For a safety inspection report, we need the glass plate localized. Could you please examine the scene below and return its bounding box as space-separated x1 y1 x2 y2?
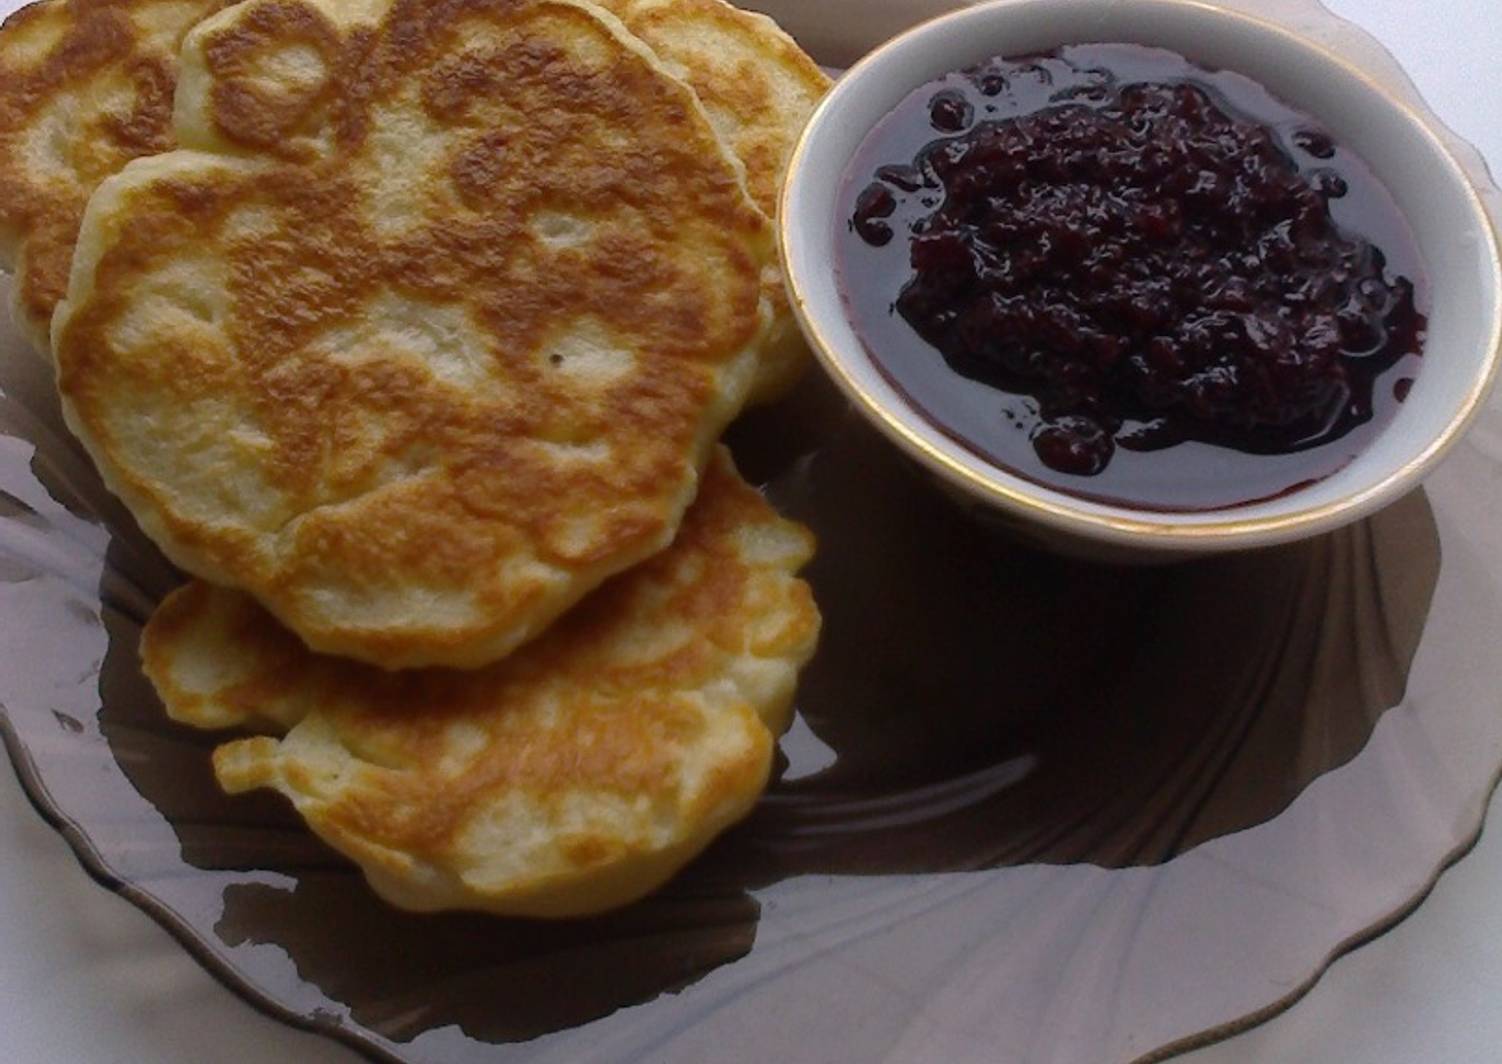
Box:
2 1 1500 1062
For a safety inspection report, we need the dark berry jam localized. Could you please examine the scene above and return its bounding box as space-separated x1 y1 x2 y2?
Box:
837 44 1427 510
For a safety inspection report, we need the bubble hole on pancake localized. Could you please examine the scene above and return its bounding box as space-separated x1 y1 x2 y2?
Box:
0 0 231 355
55 0 778 669
140 450 821 918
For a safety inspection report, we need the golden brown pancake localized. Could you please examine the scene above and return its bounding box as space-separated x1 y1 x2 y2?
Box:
141 450 820 917
596 0 831 400
0 0 230 354
56 0 777 669
0 0 827 399
596 0 828 222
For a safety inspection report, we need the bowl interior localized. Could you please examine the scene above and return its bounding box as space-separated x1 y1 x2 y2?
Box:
783 0 1502 545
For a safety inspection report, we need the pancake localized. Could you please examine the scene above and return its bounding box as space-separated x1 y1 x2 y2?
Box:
56 0 777 669
1 0 826 395
596 0 830 400
0 0 230 354
140 450 820 918
595 0 827 228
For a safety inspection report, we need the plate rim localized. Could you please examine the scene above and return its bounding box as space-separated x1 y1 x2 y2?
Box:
5 679 1500 1064
0 706 398 1064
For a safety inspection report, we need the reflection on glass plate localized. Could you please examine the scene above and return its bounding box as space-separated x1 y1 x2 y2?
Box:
3 1 1502 1062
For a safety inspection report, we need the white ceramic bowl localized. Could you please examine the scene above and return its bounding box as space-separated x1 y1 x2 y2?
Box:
780 0 1502 560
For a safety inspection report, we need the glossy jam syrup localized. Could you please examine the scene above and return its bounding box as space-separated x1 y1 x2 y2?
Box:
837 44 1428 510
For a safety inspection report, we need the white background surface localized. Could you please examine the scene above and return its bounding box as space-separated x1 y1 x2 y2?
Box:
3 1 1501 1061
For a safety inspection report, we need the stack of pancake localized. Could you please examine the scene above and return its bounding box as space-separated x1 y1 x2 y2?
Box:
0 0 827 916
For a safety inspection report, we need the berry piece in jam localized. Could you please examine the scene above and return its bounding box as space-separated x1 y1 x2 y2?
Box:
928 90 974 132
852 183 897 246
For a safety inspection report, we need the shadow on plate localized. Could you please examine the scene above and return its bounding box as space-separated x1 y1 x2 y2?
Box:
70 373 1438 1050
